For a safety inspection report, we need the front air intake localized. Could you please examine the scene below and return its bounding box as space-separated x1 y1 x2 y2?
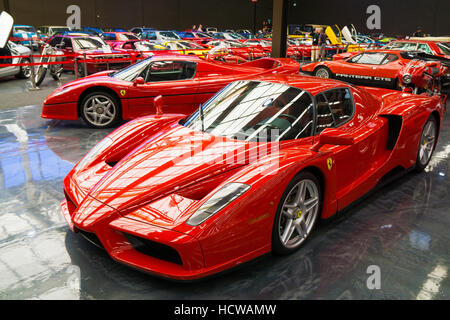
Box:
123 233 183 266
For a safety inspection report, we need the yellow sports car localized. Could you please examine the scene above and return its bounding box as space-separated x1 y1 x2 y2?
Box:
161 40 209 57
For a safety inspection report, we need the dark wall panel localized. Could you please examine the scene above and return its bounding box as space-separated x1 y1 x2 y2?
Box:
286 0 449 36
3 0 450 35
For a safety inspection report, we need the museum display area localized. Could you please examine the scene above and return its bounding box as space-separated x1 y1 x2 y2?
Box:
0 0 448 307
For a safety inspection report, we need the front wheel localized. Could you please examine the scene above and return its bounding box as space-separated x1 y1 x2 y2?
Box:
314 66 331 79
80 91 121 128
415 115 438 172
272 171 321 255
34 57 49 86
16 58 32 79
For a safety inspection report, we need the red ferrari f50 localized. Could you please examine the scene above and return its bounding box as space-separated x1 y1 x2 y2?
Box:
61 74 445 280
42 55 299 128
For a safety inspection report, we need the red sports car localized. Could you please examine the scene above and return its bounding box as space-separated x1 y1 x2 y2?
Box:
300 50 449 90
101 31 140 47
41 55 300 128
46 34 131 76
61 74 445 280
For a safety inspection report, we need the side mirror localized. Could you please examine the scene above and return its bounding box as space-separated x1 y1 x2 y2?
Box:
154 95 163 115
311 128 354 152
133 76 145 86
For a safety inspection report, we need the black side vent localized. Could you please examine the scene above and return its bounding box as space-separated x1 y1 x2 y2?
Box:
123 233 183 266
77 228 105 250
106 161 119 167
380 115 403 150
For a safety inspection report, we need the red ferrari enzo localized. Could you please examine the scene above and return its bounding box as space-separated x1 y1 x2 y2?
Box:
42 55 299 128
61 74 445 280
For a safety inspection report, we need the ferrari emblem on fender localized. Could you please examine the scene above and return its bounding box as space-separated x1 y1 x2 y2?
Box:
120 90 126 97
327 158 333 171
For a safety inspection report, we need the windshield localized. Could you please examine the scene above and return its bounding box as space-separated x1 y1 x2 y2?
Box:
226 40 245 47
178 41 203 49
50 27 70 34
111 58 152 81
14 26 36 33
117 33 139 41
436 43 450 55
73 37 108 50
184 81 314 142
228 33 245 39
158 31 181 40
196 32 210 38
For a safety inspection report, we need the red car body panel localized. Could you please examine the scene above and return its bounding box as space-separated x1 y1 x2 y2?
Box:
61 74 444 280
41 56 300 122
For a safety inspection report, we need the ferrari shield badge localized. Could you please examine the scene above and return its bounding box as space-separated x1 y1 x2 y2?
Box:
120 90 126 97
327 158 333 171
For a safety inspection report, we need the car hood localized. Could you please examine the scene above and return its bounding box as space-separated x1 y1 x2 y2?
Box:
0 11 14 48
72 125 262 227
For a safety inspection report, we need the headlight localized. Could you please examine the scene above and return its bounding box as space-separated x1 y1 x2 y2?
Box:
186 183 251 226
75 137 113 170
403 73 412 84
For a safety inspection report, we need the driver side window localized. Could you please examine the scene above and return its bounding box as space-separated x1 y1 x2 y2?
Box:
315 88 354 134
145 61 197 82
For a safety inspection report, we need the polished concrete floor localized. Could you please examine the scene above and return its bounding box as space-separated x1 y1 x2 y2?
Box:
0 86 449 299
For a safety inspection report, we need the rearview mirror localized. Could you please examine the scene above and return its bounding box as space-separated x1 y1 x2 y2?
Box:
133 76 145 86
311 128 354 152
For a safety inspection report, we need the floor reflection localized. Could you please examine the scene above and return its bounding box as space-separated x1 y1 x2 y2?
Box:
0 103 448 300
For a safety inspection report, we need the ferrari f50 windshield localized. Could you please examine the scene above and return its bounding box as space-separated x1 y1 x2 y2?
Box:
185 81 314 142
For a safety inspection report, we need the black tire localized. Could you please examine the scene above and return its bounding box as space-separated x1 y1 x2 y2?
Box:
16 58 32 79
314 66 331 79
79 91 121 129
272 171 322 255
77 61 87 78
415 115 438 172
34 63 47 86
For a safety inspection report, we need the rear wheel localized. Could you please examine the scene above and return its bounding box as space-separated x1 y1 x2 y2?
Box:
272 171 321 255
314 66 331 79
80 91 121 128
415 115 438 172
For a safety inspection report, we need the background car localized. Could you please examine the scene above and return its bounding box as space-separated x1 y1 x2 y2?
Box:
37 26 71 41
178 31 212 44
129 27 155 37
0 41 32 79
11 24 40 50
101 31 140 46
46 34 131 76
140 30 181 41
382 39 450 59
41 55 300 128
301 49 449 90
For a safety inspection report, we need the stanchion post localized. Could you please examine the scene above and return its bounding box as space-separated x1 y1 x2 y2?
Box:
28 54 40 91
74 58 79 79
83 53 88 76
